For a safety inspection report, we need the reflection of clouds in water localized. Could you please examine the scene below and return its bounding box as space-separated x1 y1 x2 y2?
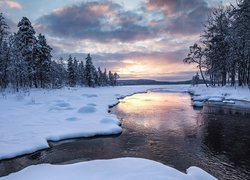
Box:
116 92 199 136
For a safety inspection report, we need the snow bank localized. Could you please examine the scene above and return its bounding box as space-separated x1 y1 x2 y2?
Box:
208 97 224 102
0 85 189 160
189 85 250 102
192 101 204 107
188 85 250 108
0 158 216 180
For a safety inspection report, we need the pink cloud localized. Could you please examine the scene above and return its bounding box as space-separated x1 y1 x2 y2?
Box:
0 0 22 9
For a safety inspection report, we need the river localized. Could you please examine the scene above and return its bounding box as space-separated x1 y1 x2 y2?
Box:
0 92 250 179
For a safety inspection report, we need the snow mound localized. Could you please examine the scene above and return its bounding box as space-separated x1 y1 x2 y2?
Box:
223 100 235 104
0 158 216 180
78 106 96 113
208 97 224 102
187 166 216 180
55 102 71 108
192 96 209 101
192 101 204 107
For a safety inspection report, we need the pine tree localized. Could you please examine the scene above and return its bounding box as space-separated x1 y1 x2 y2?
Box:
73 57 78 85
67 55 76 87
0 13 10 89
84 54 95 87
191 73 200 86
8 34 24 91
230 0 250 86
34 34 52 88
113 72 119 86
78 61 85 86
202 5 231 86
15 17 36 88
51 57 67 88
96 67 102 86
102 68 108 86
108 71 114 86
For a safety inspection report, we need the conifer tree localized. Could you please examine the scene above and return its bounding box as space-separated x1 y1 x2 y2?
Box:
78 61 85 86
67 55 76 87
15 17 36 88
108 71 114 86
84 54 95 87
34 34 52 88
0 13 10 89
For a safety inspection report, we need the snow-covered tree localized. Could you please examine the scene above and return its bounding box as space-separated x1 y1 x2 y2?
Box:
113 72 120 86
102 68 108 86
51 58 67 88
0 13 10 89
108 71 114 86
230 0 250 86
202 5 231 86
34 34 52 88
84 54 96 87
184 43 208 87
191 73 200 86
67 55 76 87
96 67 102 86
15 17 37 88
78 61 85 86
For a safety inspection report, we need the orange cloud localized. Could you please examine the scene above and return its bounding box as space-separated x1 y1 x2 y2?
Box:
0 0 22 9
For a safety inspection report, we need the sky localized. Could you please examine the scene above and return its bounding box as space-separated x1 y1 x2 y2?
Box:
0 0 236 81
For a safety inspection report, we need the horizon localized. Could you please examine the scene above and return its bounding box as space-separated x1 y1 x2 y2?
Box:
1 0 236 81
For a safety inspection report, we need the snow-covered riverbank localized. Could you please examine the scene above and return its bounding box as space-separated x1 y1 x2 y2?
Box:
188 85 250 107
0 158 216 180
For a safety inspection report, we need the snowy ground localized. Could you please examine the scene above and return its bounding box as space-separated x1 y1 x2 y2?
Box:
0 158 216 180
189 85 250 101
188 85 250 107
0 85 189 160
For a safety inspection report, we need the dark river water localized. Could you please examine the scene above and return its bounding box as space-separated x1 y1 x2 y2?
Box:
1 92 250 179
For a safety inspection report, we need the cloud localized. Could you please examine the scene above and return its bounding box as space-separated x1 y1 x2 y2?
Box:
36 0 210 43
34 0 207 80
36 1 154 42
145 0 210 34
0 0 22 9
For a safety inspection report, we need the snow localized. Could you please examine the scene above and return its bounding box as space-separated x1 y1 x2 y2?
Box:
192 101 204 107
208 97 224 102
192 95 210 101
0 85 190 160
223 100 235 104
189 85 250 108
0 84 249 161
189 85 250 102
0 158 216 180
1 84 249 179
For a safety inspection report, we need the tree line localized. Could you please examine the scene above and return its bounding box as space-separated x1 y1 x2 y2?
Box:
184 0 250 87
0 14 119 91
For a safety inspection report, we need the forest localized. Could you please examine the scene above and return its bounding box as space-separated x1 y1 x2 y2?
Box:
0 15 119 91
184 0 250 87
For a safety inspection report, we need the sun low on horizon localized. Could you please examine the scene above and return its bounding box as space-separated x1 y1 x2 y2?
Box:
0 0 236 81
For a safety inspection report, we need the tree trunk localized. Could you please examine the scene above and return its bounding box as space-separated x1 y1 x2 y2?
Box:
199 65 208 87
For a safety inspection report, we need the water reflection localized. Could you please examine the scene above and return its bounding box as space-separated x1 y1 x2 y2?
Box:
202 105 250 168
1 92 250 180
